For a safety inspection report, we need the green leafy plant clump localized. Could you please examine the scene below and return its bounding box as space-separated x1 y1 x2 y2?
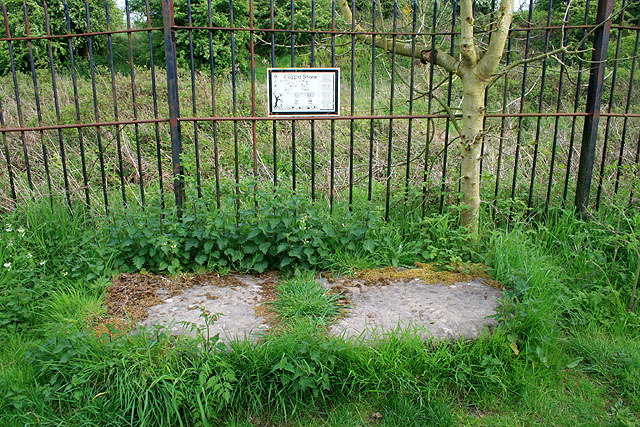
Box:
110 187 476 275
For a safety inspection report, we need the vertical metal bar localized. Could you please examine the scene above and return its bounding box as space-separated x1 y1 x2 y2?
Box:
479 0 496 177
85 0 109 213
367 0 376 202
422 0 437 217
403 0 418 216
290 0 296 192
105 0 127 206
0 99 16 204
162 0 184 215
145 0 165 209
596 3 628 210
310 0 316 200
493 34 511 207
229 0 240 207
125 0 145 206
439 0 456 213
249 0 258 201
527 0 553 209
23 1 53 205
187 0 202 199
511 0 534 202
384 0 398 221
629 129 640 205
63 0 90 208
207 0 220 207
42 0 72 212
546 14 569 211
44 0 71 210
2 1 32 191
575 0 614 217
563 0 591 202
270 0 277 187
613 19 640 195
349 0 356 209
330 0 336 212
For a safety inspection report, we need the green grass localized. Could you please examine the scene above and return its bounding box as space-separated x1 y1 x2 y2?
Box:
272 273 344 323
0 197 639 425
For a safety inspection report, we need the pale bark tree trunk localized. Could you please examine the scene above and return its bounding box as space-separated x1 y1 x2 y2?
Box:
338 0 514 239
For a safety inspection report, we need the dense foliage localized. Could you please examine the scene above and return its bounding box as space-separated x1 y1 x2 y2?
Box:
0 0 122 75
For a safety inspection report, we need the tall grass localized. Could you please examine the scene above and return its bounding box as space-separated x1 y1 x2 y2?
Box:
0 195 639 424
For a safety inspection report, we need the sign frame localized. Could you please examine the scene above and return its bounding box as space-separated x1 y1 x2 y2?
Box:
267 68 340 117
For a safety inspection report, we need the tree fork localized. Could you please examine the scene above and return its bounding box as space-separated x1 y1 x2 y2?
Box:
338 0 513 239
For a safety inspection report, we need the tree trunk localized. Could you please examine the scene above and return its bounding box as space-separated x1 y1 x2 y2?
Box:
459 74 487 237
337 0 514 241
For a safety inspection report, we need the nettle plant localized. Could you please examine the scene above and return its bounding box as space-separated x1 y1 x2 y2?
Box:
111 188 392 274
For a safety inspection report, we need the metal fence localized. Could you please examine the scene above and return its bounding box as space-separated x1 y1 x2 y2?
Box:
0 0 638 219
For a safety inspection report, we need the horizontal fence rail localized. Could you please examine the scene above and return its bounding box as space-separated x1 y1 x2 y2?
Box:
0 0 638 222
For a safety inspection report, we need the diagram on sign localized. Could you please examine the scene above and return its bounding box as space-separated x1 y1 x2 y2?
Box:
268 68 340 116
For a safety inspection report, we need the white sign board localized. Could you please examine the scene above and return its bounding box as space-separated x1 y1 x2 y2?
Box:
267 68 340 116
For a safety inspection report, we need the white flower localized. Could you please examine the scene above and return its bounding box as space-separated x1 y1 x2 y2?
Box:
171 244 177 249
17 228 24 234
4 226 11 232
39 260 46 266
6 242 12 248
3 262 11 269
26 253 32 259
62 271 68 277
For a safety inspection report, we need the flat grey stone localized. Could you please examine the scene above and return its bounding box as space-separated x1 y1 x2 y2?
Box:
140 275 268 342
330 279 502 342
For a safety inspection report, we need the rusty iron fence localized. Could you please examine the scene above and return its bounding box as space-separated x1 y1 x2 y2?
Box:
0 0 638 220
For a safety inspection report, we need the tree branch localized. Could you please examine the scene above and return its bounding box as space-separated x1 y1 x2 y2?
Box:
433 95 463 136
419 48 460 74
337 0 459 74
487 46 571 87
459 0 477 67
476 0 514 80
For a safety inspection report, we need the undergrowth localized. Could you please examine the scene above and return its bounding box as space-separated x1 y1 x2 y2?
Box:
0 196 639 425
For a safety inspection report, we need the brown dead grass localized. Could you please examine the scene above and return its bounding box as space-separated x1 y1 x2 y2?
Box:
339 262 502 289
253 271 281 329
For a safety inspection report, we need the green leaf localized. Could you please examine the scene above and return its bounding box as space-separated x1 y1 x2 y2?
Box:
133 255 145 270
185 237 199 251
280 256 292 267
566 358 583 369
259 241 271 254
363 239 375 253
254 261 268 273
246 228 261 241
243 243 258 254
195 253 208 265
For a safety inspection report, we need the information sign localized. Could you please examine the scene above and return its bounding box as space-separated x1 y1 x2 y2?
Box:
267 68 340 116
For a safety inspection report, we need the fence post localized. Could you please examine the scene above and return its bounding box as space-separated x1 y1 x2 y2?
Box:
161 0 185 215
575 0 614 217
